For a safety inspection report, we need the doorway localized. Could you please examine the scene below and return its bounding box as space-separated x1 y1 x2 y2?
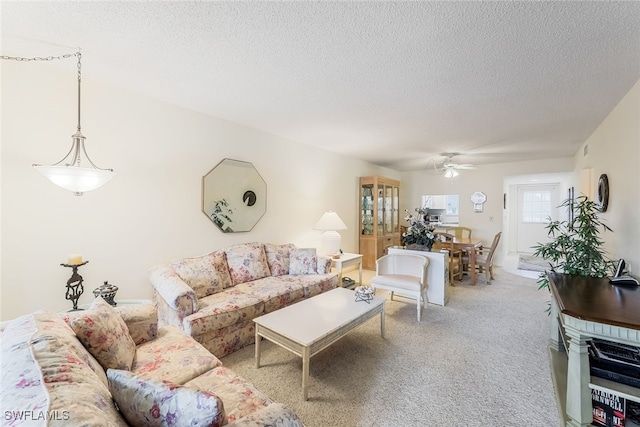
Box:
514 183 561 253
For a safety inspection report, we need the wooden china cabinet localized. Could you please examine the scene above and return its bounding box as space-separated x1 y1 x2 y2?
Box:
359 176 401 270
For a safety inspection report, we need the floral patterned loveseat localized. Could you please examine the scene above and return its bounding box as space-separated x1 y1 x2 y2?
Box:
149 242 338 357
0 300 303 426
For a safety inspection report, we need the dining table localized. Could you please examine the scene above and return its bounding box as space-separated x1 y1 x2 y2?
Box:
451 237 483 285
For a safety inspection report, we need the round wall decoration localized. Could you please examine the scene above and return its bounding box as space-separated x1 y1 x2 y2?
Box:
597 173 609 212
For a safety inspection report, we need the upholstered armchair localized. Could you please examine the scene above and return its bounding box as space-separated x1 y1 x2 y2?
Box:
371 253 429 321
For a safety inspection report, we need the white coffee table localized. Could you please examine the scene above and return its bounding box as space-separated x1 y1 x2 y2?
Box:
254 287 385 400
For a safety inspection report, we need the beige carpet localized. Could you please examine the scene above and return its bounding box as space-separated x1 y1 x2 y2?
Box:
222 269 560 427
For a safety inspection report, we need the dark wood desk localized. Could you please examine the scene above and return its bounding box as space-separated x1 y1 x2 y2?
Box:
451 237 483 285
548 272 640 427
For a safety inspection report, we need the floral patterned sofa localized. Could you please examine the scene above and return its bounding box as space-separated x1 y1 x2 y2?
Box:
149 242 338 357
0 299 303 426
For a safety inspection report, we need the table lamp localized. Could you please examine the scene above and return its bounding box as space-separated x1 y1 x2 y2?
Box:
314 210 347 255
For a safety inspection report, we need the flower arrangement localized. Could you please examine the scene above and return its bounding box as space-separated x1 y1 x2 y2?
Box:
402 207 437 249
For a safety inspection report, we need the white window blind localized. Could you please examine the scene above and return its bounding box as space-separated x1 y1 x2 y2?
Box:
521 190 551 223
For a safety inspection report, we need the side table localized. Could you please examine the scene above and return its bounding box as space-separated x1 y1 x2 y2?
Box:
331 253 363 288
76 298 152 310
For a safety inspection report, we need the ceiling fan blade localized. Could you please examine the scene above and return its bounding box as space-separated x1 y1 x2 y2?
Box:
456 164 477 170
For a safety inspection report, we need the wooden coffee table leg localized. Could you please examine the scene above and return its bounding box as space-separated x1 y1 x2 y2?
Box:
302 346 310 400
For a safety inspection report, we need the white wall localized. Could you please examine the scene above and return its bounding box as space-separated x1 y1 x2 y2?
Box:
401 79 640 272
573 79 640 274
401 158 574 266
0 61 399 320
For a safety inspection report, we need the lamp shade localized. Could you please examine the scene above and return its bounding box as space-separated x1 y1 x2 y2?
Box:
34 165 115 195
314 211 347 255
314 211 347 231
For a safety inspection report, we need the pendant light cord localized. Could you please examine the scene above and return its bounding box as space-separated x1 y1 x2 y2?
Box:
2 52 83 133
76 52 82 133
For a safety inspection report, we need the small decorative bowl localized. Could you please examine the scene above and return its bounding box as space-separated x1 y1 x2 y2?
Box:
93 281 118 306
354 286 374 303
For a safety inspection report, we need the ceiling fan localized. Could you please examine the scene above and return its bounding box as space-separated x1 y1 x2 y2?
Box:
431 153 477 178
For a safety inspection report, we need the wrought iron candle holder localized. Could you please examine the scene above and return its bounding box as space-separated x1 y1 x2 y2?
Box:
60 260 88 311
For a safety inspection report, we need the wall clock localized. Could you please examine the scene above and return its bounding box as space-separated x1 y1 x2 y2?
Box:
597 173 609 212
470 191 487 212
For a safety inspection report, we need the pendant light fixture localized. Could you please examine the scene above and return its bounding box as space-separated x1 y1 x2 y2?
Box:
3 50 115 195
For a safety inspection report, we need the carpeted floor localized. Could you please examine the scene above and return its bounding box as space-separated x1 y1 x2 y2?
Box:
517 254 551 273
222 269 560 427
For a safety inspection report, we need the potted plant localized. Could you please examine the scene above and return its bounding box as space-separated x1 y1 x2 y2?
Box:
533 195 613 290
402 207 437 251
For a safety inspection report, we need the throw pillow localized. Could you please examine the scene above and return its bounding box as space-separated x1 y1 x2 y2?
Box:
107 369 226 427
264 243 295 276
171 250 233 298
289 248 318 275
224 243 271 285
69 297 136 371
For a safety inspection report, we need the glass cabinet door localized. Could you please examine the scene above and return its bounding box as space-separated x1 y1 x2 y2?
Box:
385 185 393 234
377 184 384 235
392 186 399 233
361 184 374 235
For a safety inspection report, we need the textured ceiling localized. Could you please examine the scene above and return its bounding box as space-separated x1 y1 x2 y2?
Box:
2 1 639 171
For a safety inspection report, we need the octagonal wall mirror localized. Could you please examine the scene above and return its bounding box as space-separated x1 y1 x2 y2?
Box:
202 159 267 232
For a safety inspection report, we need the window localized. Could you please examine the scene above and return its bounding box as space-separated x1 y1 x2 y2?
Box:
521 190 551 223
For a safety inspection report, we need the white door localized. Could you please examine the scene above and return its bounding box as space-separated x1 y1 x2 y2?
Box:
516 184 560 253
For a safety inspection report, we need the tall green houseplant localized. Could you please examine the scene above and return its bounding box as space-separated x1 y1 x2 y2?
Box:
533 195 613 290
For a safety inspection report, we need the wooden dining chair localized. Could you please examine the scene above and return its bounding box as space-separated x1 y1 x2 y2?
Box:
464 232 502 284
433 232 463 285
445 226 472 239
445 226 473 271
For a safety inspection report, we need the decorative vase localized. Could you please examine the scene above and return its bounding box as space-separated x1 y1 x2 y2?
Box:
93 281 118 306
407 243 433 252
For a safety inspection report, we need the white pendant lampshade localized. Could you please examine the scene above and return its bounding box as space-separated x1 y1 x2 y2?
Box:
314 210 347 255
34 131 115 195
30 51 115 196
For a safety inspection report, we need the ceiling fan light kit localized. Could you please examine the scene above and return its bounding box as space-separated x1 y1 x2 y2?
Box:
429 153 476 178
443 168 459 178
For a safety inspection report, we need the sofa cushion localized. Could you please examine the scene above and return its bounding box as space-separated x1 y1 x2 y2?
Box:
184 289 264 336
115 303 159 345
277 274 338 298
1 311 126 426
132 326 223 384
69 297 137 371
264 243 295 276
172 250 233 298
225 243 271 285
107 369 226 427
185 366 273 424
233 277 305 313
289 248 318 275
